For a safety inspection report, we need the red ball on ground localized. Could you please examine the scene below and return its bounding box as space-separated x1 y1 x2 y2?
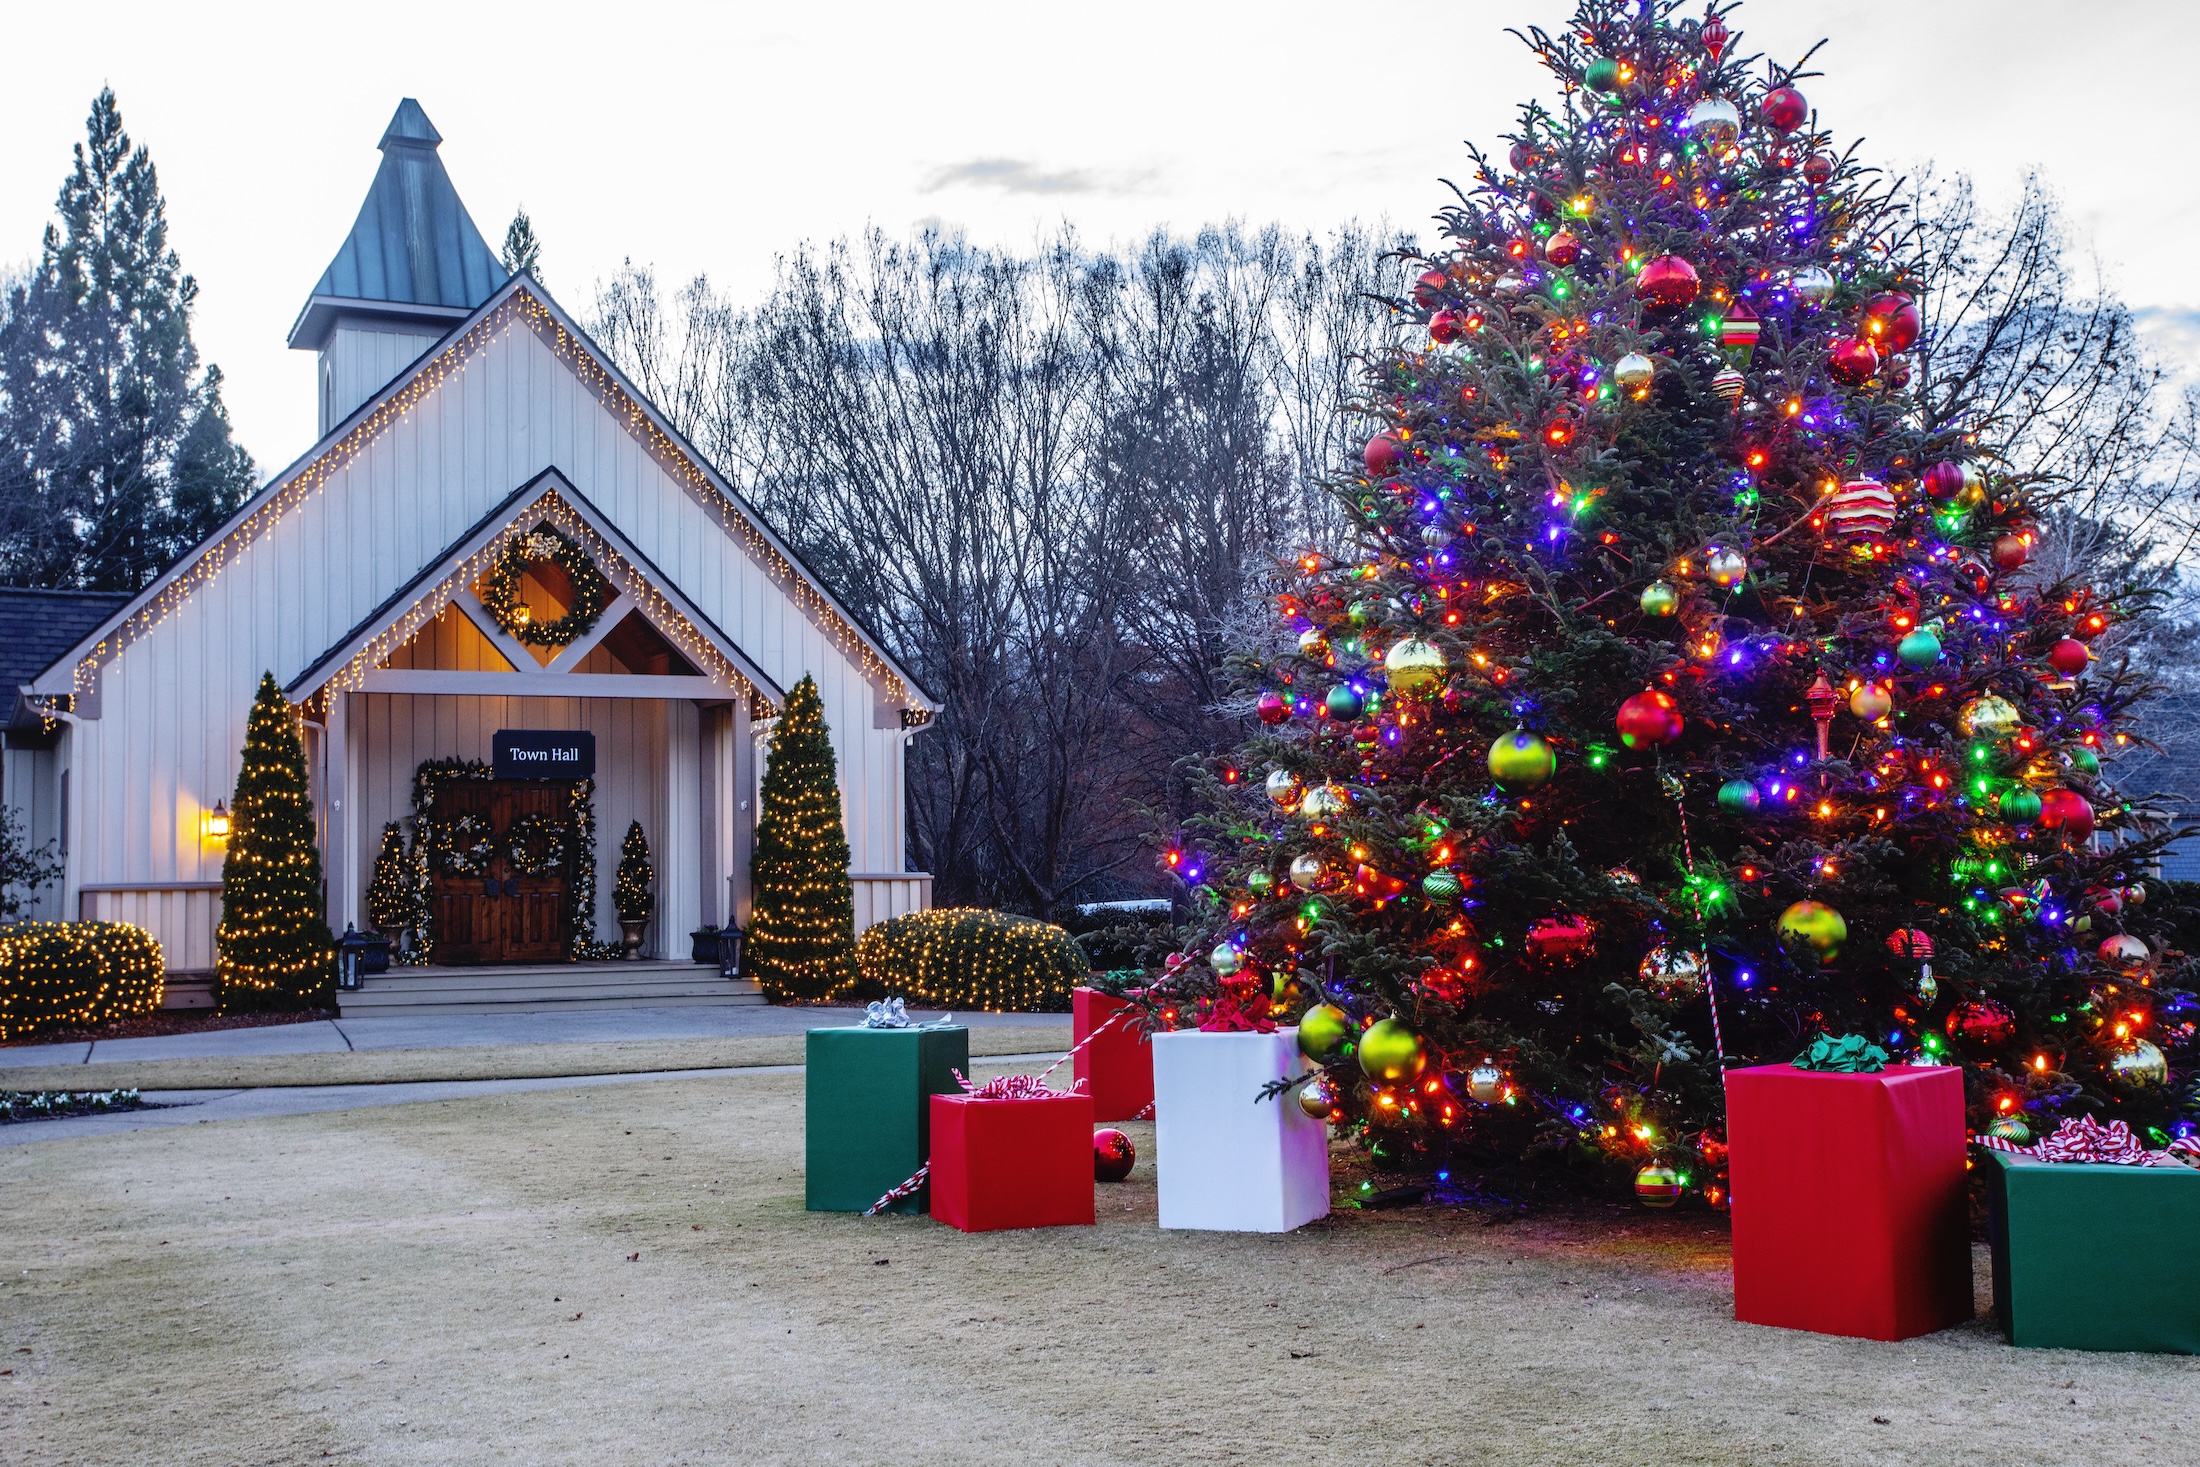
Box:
1364 435 1403 477
1761 86 1809 132
2047 638 2090 677
1093 1128 1136 1183
1616 689 1685 749
1827 336 1880 385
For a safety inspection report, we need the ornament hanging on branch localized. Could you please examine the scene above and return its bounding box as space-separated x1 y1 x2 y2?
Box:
1776 900 1846 960
1526 914 1596 964
1636 255 1701 308
1617 689 1684 749
1487 729 1557 791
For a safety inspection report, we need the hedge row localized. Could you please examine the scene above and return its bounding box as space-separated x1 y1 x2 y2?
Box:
854 908 1088 1012
0 922 164 1042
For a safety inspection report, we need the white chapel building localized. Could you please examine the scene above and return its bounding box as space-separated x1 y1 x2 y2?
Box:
3 100 936 1000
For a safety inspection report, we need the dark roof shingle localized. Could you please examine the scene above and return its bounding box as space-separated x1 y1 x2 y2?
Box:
0 588 131 690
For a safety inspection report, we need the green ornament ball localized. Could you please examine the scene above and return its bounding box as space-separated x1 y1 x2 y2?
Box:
1422 870 1465 904
1584 56 1624 93
1997 787 2042 825
1987 1115 2032 1144
1246 869 1275 895
1776 899 1847 960
1640 580 1680 617
1717 778 1761 814
2067 745 2101 778
1896 628 1942 668
1357 1017 1426 1083
1487 729 1557 792
1325 685 1363 720
1296 1004 1353 1063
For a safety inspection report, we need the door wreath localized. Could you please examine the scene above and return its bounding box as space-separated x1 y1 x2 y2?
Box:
505 813 569 876
481 526 612 648
433 813 498 875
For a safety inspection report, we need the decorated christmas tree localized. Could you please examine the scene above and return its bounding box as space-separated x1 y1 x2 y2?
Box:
1176 0 2188 1202
366 822 412 943
215 673 334 1010
614 820 654 923
749 674 859 1000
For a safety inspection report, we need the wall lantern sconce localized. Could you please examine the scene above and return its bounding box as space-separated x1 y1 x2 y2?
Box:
203 800 232 843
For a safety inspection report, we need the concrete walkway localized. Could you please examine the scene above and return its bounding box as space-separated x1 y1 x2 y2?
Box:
1 1049 1063 1148
2 1004 1065 1070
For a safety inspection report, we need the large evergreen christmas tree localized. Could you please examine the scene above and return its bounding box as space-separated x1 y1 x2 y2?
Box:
216 674 334 1011
748 675 860 999
1179 0 2187 1201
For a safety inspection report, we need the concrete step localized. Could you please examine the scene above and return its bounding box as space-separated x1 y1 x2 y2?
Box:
337 991 770 1017
360 965 730 992
338 962 768 1016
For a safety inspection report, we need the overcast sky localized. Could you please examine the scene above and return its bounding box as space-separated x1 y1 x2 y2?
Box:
4 0 2196 473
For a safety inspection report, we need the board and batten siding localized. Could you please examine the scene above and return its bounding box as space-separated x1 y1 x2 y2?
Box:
57 301 916 965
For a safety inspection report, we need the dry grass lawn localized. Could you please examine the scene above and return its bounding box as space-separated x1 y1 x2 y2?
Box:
3 1062 2195 1466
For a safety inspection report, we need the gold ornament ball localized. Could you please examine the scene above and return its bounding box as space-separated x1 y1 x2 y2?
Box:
1706 547 1748 587
1264 768 1303 808
1466 1062 1504 1103
1849 682 1893 721
1639 580 1680 617
1287 854 1325 891
1614 352 1656 391
1776 900 1847 960
1357 1017 1426 1083
1487 730 1557 792
1298 1074 1335 1120
2111 1039 2169 1087
1296 1003 1353 1062
1958 694 2023 739
1383 638 1448 694
1299 782 1352 821
1298 628 1330 659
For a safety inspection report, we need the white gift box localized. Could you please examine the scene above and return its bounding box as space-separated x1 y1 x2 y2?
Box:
1152 1027 1331 1232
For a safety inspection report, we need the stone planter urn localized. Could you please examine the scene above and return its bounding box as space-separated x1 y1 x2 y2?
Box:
618 918 648 960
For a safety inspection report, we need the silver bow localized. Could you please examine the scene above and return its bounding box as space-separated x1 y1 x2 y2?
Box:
863 997 912 1029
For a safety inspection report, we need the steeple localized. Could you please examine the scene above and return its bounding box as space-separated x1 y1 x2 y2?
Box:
287 99 507 353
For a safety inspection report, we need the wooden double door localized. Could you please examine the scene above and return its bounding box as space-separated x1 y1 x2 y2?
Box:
429 780 573 964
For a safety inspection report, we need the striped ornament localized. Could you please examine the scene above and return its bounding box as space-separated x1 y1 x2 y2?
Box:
1823 479 1897 539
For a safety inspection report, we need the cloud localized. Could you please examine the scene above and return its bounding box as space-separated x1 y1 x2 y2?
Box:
918 157 1157 197
2133 306 2200 391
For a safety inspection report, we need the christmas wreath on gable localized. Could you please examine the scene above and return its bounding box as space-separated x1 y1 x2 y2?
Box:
505 813 569 877
481 526 612 648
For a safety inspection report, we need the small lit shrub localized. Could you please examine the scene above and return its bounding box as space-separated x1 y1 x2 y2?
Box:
0 922 164 1042
855 908 1089 1013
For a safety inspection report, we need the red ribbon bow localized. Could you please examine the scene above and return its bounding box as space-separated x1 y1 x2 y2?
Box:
952 1070 1086 1101
1978 1115 2200 1169
1198 982 1275 1034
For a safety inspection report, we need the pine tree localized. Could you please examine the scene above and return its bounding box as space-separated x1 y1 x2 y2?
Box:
0 88 255 590
501 208 543 281
614 820 654 923
749 675 859 999
1183 0 2186 1200
216 673 334 1010
366 822 413 944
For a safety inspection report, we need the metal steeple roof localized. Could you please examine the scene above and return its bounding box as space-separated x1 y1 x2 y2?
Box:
288 100 508 349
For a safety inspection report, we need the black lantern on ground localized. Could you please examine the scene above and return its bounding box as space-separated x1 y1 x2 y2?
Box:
718 925 745 981
335 922 388 991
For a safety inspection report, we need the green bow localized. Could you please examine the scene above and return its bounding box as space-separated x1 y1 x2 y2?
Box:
1792 1033 1889 1073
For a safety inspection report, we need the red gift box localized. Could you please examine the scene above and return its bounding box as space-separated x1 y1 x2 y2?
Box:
1073 988 1153 1123
1725 1062 1972 1341
928 1090 1095 1232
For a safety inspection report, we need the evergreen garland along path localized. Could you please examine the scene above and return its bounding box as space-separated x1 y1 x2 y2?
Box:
1172 0 2188 1203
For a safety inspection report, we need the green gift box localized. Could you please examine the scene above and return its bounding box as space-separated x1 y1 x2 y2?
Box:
1987 1149 2200 1353
804 1024 970 1213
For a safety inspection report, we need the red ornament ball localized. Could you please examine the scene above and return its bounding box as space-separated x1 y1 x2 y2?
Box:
1920 462 1966 501
1093 1128 1136 1183
1509 140 1539 173
1827 336 1881 385
1993 533 2031 571
1863 292 1922 353
2038 788 2096 842
1256 690 1290 725
1760 86 1809 132
1429 308 1465 344
1887 928 1936 962
2047 638 2090 677
1364 434 1403 477
1802 153 1834 187
1616 689 1685 749
1702 13 1729 59
1526 914 1596 965
1636 254 1702 308
1545 228 1583 267
1412 269 1448 309
1947 999 2016 1047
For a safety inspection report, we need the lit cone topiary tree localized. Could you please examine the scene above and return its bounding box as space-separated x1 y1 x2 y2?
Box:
749 675 859 999
215 673 334 1010
1172 0 2188 1202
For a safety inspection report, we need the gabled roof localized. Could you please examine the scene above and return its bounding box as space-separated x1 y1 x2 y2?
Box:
288 99 507 350
0 588 132 691
40 276 938 717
